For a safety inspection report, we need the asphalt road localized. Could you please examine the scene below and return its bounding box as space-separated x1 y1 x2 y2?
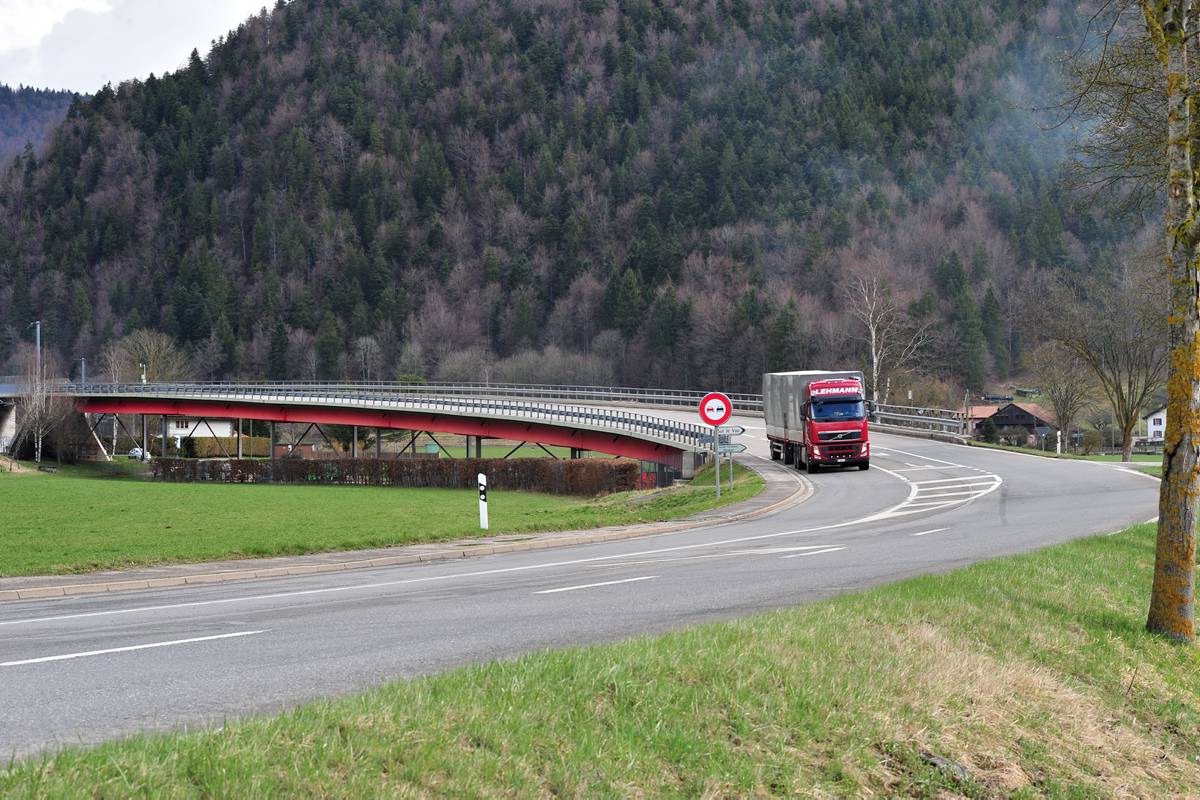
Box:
0 419 1159 762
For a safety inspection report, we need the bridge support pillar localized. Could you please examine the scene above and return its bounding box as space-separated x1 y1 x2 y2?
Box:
475 436 482 459
352 426 358 458
375 428 381 459
0 403 14 455
680 451 700 480
236 419 243 459
570 448 584 459
161 416 167 458
269 421 276 461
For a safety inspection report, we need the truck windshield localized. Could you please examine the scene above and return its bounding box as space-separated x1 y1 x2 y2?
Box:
811 398 865 421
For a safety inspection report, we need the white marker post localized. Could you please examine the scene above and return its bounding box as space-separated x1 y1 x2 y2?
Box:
478 472 489 530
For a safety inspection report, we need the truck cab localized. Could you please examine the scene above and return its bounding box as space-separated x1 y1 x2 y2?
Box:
800 378 869 471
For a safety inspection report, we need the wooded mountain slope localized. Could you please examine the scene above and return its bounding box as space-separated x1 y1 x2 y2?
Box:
0 85 75 165
0 0 1111 395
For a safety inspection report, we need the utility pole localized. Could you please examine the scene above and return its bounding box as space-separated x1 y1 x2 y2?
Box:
79 357 86 385
27 321 43 463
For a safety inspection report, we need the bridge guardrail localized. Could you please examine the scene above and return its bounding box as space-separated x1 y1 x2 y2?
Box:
65 383 715 452
873 403 965 435
53 381 969 440
61 381 766 412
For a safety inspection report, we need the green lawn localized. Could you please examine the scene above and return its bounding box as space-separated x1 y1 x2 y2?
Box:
4 523 1199 796
967 440 1161 462
0 462 762 577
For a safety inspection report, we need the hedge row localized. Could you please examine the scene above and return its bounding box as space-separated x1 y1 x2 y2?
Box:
150 457 639 496
190 437 272 458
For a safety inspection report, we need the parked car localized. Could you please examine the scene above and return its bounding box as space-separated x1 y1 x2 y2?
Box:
128 447 150 461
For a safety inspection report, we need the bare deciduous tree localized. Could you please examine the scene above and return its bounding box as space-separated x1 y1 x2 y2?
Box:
1031 266 1166 462
354 336 382 381
15 344 68 464
842 266 932 406
1026 341 1095 450
117 329 189 383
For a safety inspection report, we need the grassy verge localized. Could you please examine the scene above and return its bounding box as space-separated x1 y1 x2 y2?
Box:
967 440 1160 463
4 523 1198 796
0 462 762 577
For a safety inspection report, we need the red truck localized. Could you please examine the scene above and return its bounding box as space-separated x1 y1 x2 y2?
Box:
763 370 870 472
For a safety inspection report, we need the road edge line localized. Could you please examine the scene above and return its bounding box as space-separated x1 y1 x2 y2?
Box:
3 459 813 602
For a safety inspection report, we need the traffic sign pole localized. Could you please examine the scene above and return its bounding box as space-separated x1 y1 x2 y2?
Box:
714 424 721 498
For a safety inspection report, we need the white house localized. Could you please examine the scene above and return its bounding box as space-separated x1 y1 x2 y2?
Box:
164 418 236 439
1143 405 1167 442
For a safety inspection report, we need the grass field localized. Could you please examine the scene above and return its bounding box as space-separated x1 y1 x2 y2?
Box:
967 440 1161 463
3 523 1198 796
0 461 762 577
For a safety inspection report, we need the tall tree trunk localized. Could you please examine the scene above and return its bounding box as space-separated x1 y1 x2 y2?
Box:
1147 0 1199 643
870 324 880 407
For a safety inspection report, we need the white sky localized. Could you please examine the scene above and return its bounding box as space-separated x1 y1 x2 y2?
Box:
0 0 268 93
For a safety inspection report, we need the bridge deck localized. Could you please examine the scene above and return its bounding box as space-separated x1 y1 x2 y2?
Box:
70 384 709 467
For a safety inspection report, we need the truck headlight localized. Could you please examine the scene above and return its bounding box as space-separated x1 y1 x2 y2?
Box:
811 446 821 457
859 443 869 457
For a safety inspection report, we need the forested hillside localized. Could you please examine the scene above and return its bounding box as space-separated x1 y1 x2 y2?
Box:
0 85 76 165
0 0 1112 396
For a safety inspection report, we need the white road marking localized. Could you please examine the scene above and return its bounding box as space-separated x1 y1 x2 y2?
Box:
911 528 949 537
535 576 658 594
740 545 844 555
903 499 980 508
779 546 846 559
879 445 971 468
0 452 1003 628
0 630 266 666
917 489 994 499
911 476 997 485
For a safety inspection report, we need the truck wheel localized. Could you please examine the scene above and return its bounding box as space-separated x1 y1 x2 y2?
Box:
783 444 794 465
858 461 870 471
770 445 780 461
806 460 820 474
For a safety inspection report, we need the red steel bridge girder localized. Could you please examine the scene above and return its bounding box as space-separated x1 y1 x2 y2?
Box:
75 399 684 466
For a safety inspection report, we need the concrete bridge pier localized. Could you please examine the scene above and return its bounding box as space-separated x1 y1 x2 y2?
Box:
0 400 15 455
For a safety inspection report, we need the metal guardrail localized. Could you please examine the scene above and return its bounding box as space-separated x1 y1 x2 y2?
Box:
59 381 766 412
64 383 714 452
873 403 966 435
37 380 967 439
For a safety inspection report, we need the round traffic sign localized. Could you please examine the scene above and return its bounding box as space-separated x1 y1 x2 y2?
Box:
699 392 733 426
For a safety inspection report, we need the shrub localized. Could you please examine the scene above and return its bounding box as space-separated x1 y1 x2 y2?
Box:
151 457 639 496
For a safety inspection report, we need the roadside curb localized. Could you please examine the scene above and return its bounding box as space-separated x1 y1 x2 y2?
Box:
0 459 812 603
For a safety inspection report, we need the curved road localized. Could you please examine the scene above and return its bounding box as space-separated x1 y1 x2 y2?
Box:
0 415 1158 761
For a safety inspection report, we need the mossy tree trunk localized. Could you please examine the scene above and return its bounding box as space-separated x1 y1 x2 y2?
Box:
1144 0 1200 643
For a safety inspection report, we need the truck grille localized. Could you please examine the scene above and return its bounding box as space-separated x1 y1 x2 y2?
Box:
817 430 861 443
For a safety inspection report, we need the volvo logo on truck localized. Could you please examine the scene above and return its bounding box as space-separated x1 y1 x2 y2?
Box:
763 370 870 473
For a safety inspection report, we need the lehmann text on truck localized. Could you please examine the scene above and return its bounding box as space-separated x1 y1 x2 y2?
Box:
763 370 869 472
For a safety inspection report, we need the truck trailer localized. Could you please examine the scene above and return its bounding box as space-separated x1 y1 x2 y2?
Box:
763 370 870 472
